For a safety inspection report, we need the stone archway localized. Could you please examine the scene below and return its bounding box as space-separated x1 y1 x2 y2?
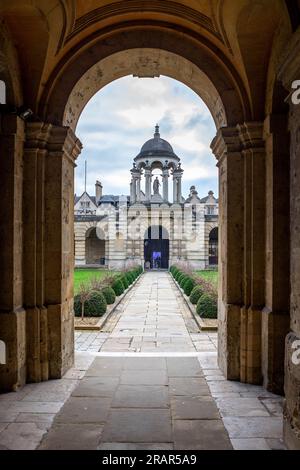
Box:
85 227 106 266
38 30 251 387
144 226 169 270
1 5 299 450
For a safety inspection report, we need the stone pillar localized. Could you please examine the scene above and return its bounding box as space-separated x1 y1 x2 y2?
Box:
130 180 135 203
0 115 26 391
278 35 300 449
211 127 244 381
173 175 178 203
144 166 152 201
238 123 265 385
162 167 169 202
136 171 141 202
44 126 82 379
177 173 182 203
262 114 290 394
23 123 52 383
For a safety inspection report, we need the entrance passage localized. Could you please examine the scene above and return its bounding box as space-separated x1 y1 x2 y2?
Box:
144 226 169 269
85 227 105 265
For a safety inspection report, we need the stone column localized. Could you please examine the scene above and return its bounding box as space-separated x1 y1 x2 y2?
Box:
23 122 52 383
278 34 300 449
177 173 182 202
0 115 25 391
211 127 244 381
261 114 290 394
162 167 169 202
44 126 82 379
136 171 141 202
144 166 152 201
173 175 178 203
238 123 265 385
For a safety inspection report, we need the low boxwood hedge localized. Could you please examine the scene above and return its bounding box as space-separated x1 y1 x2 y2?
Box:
101 286 116 305
196 293 217 319
183 277 195 296
74 291 107 317
179 275 189 288
112 278 125 296
189 285 205 304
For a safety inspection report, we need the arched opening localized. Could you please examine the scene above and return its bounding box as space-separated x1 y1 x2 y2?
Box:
85 227 106 265
144 226 169 270
209 227 218 266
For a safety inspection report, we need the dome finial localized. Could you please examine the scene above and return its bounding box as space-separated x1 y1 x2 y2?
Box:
154 124 160 138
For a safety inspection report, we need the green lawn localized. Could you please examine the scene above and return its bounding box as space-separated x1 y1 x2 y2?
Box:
195 270 218 286
74 269 116 293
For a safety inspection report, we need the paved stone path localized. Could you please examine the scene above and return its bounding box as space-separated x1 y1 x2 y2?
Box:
0 272 285 450
75 272 217 353
38 356 232 450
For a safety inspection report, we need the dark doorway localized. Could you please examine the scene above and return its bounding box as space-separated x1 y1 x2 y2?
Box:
209 227 218 266
86 227 106 265
144 226 169 269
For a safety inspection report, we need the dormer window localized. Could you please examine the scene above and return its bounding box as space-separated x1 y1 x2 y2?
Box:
207 206 214 215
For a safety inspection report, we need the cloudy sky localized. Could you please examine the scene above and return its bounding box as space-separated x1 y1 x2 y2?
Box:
75 75 218 200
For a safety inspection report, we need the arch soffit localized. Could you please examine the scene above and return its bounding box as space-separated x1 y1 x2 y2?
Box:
41 25 251 129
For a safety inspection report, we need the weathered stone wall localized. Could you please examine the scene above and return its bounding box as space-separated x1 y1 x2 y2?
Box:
0 115 26 391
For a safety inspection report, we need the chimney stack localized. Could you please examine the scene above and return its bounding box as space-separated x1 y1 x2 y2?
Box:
95 180 103 204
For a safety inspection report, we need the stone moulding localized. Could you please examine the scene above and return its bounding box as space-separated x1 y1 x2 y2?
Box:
66 0 222 44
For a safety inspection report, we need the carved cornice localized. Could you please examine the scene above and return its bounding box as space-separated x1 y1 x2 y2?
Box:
211 122 264 163
25 122 82 162
48 126 82 163
25 122 53 149
237 122 264 151
210 126 241 162
65 0 223 44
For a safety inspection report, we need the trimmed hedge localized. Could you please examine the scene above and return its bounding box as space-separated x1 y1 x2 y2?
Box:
112 278 125 296
74 291 107 317
196 293 217 319
126 272 135 284
189 285 205 305
177 273 186 285
101 286 116 305
183 277 195 296
74 294 82 316
179 275 189 288
119 274 129 289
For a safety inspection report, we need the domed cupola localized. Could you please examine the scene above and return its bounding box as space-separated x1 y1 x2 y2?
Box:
130 125 184 205
135 125 179 162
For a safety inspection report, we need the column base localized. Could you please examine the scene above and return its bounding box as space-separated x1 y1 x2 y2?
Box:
283 332 300 449
218 302 241 380
26 306 49 383
261 308 290 394
47 300 74 379
0 309 26 392
240 306 262 385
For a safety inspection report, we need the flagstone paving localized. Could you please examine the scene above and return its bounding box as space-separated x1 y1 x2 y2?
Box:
75 271 217 353
0 272 285 450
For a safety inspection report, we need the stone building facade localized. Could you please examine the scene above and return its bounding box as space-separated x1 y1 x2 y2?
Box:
74 126 218 270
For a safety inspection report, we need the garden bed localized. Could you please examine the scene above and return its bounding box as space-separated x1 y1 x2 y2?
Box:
74 275 141 331
169 264 218 331
74 265 143 330
171 275 218 331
